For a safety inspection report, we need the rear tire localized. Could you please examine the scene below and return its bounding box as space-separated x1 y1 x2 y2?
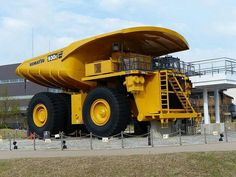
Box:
27 92 66 137
83 87 130 137
58 93 88 135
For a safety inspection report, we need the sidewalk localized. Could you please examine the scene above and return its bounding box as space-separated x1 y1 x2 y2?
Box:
0 142 236 160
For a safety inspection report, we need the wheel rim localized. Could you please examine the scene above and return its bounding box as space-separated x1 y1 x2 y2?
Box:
90 99 111 126
33 104 48 127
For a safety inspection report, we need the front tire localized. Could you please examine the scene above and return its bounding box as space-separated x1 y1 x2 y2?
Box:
27 92 66 137
82 87 130 137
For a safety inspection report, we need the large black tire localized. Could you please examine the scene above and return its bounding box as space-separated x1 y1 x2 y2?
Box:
57 93 73 133
27 92 66 137
58 93 88 134
83 87 130 137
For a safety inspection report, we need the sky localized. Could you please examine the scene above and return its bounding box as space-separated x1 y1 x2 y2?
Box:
0 0 236 101
0 0 236 65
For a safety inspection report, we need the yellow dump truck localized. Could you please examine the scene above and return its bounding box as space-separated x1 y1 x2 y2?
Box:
16 26 201 137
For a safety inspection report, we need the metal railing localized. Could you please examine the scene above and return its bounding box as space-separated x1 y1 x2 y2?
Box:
152 57 236 77
1 123 236 151
0 78 26 85
119 55 153 71
118 55 196 76
189 57 236 76
117 55 236 77
153 56 196 76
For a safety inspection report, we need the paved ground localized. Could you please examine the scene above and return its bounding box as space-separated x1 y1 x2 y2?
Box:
0 142 236 160
1 131 236 151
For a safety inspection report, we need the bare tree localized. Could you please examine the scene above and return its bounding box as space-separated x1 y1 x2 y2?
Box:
0 86 20 128
0 87 10 127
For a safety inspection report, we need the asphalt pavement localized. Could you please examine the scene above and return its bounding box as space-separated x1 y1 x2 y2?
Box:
0 141 235 160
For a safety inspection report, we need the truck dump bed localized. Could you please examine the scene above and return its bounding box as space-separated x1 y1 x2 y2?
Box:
16 26 189 90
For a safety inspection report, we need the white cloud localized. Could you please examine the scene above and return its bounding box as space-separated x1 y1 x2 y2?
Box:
175 47 236 62
1 17 28 30
0 1 144 65
214 22 236 37
99 0 125 11
0 0 236 65
97 0 162 15
211 6 236 38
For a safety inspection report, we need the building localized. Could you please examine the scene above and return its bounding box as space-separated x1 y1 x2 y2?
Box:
189 57 236 135
191 91 234 123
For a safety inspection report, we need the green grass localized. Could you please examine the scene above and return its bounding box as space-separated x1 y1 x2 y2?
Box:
0 151 236 177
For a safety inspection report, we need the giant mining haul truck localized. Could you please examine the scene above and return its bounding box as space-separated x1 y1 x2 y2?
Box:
16 26 201 137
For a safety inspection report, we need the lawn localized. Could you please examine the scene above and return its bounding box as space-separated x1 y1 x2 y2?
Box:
0 151 236 177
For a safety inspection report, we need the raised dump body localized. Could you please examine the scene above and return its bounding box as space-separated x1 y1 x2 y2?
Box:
16 26 188 91
16 26 200 137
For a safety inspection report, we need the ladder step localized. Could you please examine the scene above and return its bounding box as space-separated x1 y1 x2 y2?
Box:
178 95 185 98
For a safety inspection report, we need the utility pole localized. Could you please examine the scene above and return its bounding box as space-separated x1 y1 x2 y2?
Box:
32 28 34 58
